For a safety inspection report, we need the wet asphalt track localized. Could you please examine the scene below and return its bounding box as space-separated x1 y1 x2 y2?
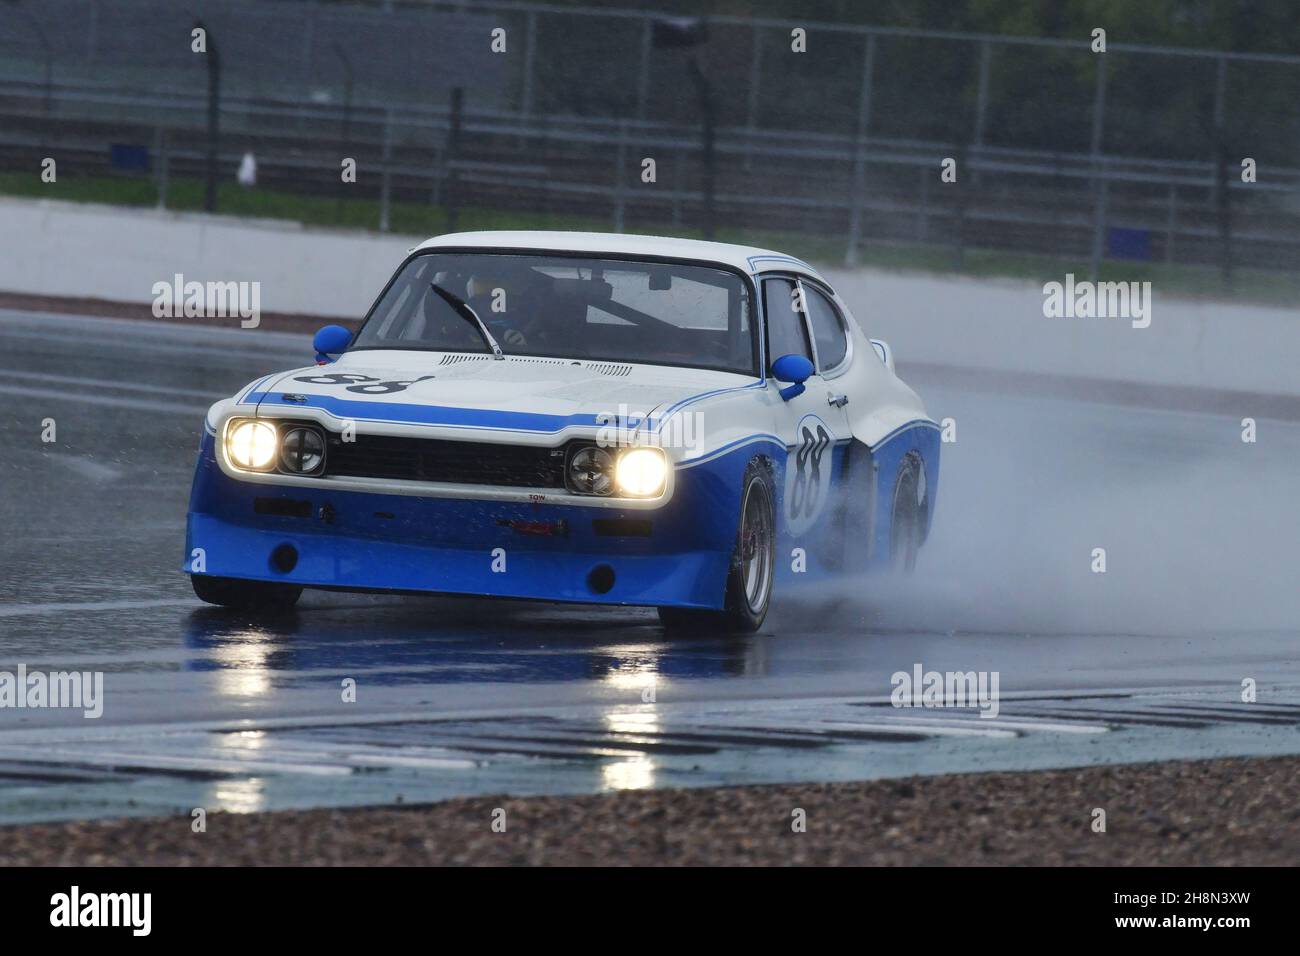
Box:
2 307 1299 825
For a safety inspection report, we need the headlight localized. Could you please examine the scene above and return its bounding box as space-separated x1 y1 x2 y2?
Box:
615 447 667 498
226 420 277 470
280 426 325 475
567 446 615 496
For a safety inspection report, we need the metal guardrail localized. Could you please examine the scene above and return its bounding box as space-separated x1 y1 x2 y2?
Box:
4 78 1298 265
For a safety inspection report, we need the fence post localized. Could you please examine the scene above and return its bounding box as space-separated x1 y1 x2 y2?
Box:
521 11 538 119
844 34 876 267
1217 143 1233 292
1211 49 1233 290
685 55 716 240
613 122 627 233
1089 174 1109 280
86 0 99 68
443 87 463 232
671 151 683 227
917 164 929 241
951 143 968 271
1087 53 1108 280
1210 55 1227 208
301 6 316 114
379 109 393 233
635 17 652 120
846 141 864 267
197 18 221 214
972 40 991 184
155 127 169 210
856 34 876 142
334 43 354 224
743 24 763 171
1164 184 1176 264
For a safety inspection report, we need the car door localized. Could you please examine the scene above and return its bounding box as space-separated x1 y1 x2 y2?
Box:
761 275 852 540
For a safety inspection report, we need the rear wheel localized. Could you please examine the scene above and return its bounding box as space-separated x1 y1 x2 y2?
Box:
191 574 302 610
890 453 925 574
659 459 775 634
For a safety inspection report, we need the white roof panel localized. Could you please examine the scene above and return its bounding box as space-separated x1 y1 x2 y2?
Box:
413 231 821 278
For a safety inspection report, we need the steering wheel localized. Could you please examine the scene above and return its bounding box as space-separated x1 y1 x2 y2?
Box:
486 318 528 349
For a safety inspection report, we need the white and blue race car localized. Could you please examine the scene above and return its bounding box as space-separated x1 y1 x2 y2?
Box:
184 232 939 631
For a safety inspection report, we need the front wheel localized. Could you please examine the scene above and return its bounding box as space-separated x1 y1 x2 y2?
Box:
191 574 303 610
659 459 775 634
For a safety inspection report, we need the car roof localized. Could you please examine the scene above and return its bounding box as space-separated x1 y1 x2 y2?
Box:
413 231 823 279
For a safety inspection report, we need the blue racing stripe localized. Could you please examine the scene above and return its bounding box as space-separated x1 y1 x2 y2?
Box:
249 390 621 434
678 433 786 468
655 379 766 432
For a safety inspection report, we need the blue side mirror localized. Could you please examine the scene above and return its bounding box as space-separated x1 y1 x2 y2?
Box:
771 353 814 401
313 325 352 365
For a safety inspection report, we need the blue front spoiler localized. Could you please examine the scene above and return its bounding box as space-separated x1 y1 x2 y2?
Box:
181 433 761 610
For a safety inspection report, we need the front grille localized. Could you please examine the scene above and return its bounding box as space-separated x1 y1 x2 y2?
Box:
324 433 566 488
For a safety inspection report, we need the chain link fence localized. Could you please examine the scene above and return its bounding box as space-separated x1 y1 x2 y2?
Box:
2 0 1298 284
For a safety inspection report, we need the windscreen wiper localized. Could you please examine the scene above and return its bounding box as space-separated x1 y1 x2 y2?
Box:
430 283 504 360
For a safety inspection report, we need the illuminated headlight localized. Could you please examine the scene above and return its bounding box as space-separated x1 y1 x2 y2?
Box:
279 426 326 475
615 447 667 498
226 420 277 471
567 446 615 496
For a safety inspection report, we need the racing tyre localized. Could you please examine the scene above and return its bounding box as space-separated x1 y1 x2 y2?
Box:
191 574 303 610
659 459 775 634
890 453 925 574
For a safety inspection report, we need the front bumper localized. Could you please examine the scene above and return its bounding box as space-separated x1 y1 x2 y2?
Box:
183 434 742 609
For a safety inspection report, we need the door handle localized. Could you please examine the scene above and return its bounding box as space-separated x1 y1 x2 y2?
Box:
828 393 848 408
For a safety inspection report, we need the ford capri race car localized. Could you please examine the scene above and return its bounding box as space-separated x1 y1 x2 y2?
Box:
184 232 940 632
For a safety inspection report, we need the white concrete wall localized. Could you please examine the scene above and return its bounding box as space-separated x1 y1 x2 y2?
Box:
2 196 1295 396
0 197 412 319
823 267 1300 398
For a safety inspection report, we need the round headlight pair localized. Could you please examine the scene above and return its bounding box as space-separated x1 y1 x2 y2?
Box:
567 445 667 498
226 420 277 471
226 420 324 475
615 447 668 497
280 426 325 474
568 446 615 496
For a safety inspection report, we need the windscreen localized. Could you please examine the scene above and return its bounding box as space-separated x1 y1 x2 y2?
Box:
352 252 757 376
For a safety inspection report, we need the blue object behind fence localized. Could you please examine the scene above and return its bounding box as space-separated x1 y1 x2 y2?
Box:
110 144 150 172
1107 227 1151 261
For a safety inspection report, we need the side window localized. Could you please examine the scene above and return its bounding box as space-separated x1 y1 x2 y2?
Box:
762 278 812 372
803 285 848 371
